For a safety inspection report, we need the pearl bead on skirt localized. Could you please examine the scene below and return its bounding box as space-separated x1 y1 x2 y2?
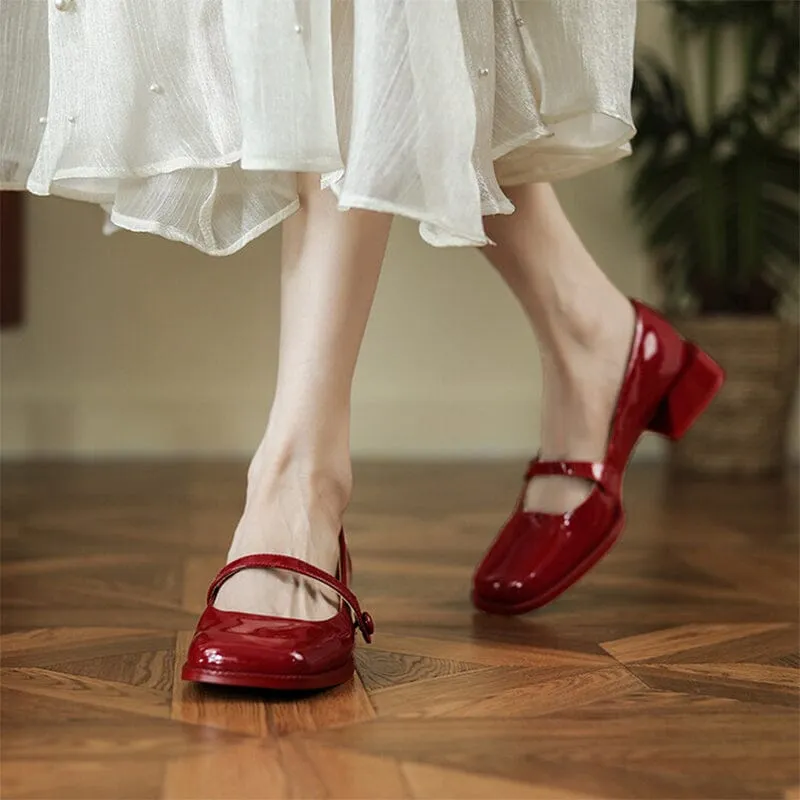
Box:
0 0 636 256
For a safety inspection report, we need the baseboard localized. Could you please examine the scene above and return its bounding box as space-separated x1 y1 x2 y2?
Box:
0 388 674 462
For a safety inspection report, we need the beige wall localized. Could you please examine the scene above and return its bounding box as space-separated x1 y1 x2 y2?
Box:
2 166 656 459
1 3 795 460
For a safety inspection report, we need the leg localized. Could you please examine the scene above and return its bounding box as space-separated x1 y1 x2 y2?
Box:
482 182 635 513
215 173 392 619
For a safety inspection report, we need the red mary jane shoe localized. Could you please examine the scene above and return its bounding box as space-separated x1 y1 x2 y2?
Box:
472 299 725 615
182 532 374 690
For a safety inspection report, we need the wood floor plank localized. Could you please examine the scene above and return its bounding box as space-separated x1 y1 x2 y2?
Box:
1 606 196 630
371 665 645 719
286 741 412 799
655 624 799 667
267 671 376 735
313 719 750 799
438 666 647 718
647 662 798 690
631 663 799 707
681 545 799 603
315 711 797 799
162 741 291 800
2 687 142 726
0 627 175 668
401 760 600 799
167 708 405 797
1 667 171 719
601 623 790 664
2 719 244 762
354 647 488 692
1 759 164 800
366 631 615 669
1 461 796 800
1 553 158 577
48 648 174 691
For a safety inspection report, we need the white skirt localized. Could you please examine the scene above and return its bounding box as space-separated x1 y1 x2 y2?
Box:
0 0 637 255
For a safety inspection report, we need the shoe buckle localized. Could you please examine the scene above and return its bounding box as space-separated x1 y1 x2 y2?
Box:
354 611 375 643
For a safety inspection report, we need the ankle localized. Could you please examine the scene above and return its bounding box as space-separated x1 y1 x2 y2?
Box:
539 289 634 370
247 441 353 515
228 448 350 564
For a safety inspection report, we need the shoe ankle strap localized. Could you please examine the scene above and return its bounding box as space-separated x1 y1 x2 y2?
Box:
206 542 374 643
525 458 617 495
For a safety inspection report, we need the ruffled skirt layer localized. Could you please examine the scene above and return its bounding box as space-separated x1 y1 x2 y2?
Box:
0 0 636 255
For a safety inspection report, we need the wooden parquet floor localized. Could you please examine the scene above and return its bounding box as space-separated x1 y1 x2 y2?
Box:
1 461 798 800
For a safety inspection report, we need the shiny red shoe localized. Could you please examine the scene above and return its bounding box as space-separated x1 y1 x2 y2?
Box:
181 531 374 690
472 300 725 615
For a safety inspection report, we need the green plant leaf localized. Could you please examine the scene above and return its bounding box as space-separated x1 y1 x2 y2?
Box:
629 0 799 314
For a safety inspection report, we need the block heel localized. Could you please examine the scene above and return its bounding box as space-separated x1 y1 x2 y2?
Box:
647 343 725 441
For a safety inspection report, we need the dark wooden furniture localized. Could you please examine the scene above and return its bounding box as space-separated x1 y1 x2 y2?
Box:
0 191 24 329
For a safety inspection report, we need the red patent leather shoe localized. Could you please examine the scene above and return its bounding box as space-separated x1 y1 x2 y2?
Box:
181 531 374 690
472 299 725 615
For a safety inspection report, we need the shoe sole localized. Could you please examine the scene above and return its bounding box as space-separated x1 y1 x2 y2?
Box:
181 658 354 691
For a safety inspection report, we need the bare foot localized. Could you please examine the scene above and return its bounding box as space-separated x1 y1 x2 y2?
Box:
212 448 350 621
524 300 636 514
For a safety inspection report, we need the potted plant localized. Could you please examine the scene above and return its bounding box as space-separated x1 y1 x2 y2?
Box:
630 0 799 476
